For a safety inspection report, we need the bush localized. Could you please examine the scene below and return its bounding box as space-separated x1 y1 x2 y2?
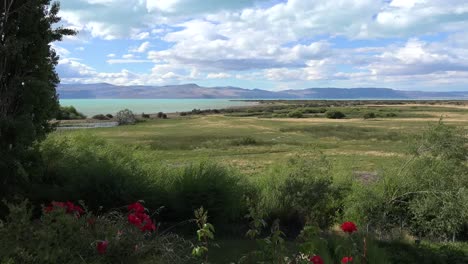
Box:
343 122 468 241
325 111 346 119
157 112 164 118
92 114 109 120
386 113 397 117
0 200 192 264
162 114 168 119
56 106 86 120
141 113 150 118
35 135 164 211
255 154 345 234
363 112 377 119
288 110 304 118
105 114 113 119
166 163 246 222
232 136 257 146
116 109 136 125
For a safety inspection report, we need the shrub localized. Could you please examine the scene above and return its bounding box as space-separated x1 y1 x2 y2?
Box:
162 114 168 119
180 112 188 116
141 113 150 118
92 114 109 120
325 111 346 119
363 112 376 119
166 162 246 222
56 106 86 120
386 113 397 117
157 112 164 118
116 109 136 125
232 136 257 146
35 134 164 211
288 110 304 118
0 200 192 264
105 114 114 119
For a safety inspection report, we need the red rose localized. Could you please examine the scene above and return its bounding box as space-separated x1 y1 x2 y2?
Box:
127 202 145 213
128 213 142 226
73 205 85 216
341 256 353 263
309 255 324 264
96 240 108 255
340 222 357 233
140 220 156 232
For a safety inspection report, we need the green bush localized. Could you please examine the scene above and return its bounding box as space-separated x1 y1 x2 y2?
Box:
386 113 397 117
325 111 346 119
232 136 258 146
363 112 377 119
166 162 246 222
288 110 304 118
0 200 192 264
56 106 86 120
255 154 345 232
92 114 109 120
343 122 468 241
35 134 164 211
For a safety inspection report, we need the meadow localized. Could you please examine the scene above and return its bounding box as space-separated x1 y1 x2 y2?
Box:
55 101 468 176
4 101 467 263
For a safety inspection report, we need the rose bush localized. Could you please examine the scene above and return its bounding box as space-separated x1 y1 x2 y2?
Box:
0 200 192 264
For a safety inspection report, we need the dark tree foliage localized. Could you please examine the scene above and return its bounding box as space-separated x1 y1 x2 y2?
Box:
0 0 75 190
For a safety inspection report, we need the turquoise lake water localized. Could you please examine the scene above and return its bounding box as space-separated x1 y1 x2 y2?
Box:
59 99 257 116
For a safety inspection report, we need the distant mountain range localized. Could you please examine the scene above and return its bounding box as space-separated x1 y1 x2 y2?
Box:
57 83 468 100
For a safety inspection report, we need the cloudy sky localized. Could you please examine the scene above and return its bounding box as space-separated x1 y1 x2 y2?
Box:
55 0 468 91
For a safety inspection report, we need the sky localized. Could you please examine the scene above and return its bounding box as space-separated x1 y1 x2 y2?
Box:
54 0 468 91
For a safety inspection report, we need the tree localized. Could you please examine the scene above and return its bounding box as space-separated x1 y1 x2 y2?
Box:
0 1 75 190
116 109 136 125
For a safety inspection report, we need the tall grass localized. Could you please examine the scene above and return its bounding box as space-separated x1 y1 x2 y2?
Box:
34 134 247 224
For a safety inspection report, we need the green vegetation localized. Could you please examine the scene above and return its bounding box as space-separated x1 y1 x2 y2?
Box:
57 106 87 120
2 101 468 263
0 0 75 194
326 111 346 119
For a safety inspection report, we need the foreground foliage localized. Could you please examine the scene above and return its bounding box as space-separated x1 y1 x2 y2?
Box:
0 200 192 264
0 0 75 192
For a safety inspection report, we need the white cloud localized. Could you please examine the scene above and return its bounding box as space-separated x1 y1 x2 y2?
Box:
122 54 135 59
107 59 151 64
130 41 151 53
207 73 231 79
56 0 468 90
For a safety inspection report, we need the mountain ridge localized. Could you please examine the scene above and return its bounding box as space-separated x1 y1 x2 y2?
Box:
57 83 468 99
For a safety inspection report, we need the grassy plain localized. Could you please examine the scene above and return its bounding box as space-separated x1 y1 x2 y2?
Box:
55 103 468 178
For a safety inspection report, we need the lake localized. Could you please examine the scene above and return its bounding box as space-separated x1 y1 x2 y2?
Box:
59 99 257 116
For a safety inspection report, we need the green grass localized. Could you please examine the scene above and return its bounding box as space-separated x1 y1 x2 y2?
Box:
53 103 468 177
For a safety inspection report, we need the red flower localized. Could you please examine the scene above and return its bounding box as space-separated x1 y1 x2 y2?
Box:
127 202 145 213
340 222 357 233
309 255 324 264
73 205 85 216
140 220 156 232
96 240 108 255
44 201 84 217
128 213 143 226
341 256 353 263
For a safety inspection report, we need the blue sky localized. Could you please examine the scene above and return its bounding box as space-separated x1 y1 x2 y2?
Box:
55 0 468 91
